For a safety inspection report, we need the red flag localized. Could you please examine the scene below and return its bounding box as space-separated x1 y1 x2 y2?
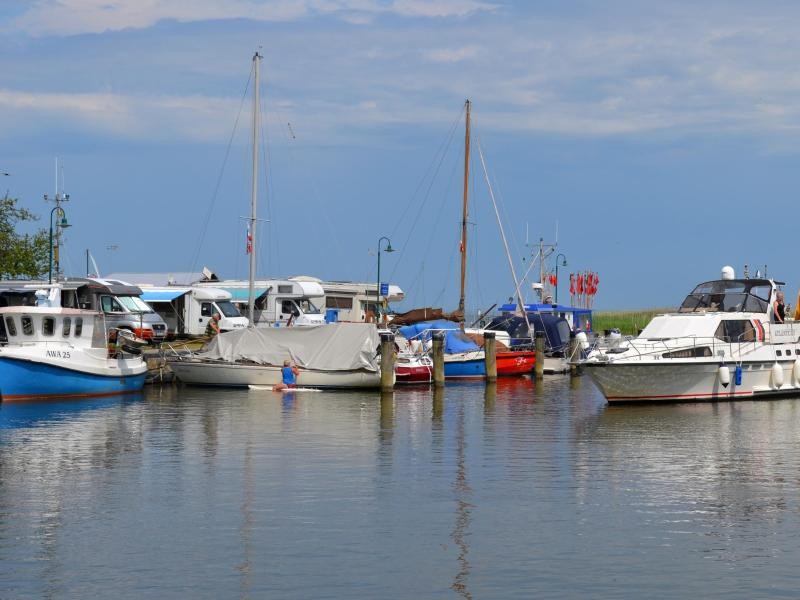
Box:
246 224 253 255
569 274 575 295
577 273 584 295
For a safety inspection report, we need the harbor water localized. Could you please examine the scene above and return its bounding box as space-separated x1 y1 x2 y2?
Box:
2 377 800 599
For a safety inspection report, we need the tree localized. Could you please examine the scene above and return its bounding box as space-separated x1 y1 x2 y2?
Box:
0 196 50 279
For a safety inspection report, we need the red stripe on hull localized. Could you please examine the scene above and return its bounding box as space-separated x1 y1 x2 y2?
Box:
2 388 143 403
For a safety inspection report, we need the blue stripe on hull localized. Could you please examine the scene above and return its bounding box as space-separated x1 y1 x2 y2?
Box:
444 358 486 379
0 357 146 402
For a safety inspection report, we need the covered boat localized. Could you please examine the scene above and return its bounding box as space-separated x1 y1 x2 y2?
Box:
167 322 384 389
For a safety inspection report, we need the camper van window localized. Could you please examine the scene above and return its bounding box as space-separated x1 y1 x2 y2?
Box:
201 302 214 317
117 296 153 313
63 317 71 337
130 296 155 313
21 316 33 335
216 301 241 318
326 296 353 310
101 296 124 313
277 285 293 294
297 299 320 314
43 317 55 336
5 316 16 337
75 318 83 337
281 300 299 316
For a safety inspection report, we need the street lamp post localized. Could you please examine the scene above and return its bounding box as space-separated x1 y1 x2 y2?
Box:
554 253 567 305
376 236 394 323
48 206 71 283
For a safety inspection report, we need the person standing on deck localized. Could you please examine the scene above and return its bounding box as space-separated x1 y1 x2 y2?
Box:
773 291 786 323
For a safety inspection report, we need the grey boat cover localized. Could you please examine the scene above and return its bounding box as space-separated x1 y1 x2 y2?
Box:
201 323 380 372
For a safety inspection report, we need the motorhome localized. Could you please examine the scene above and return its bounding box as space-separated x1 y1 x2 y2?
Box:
0 277 168 342
291 278 405 323
197 279 326 327
139 286 248 338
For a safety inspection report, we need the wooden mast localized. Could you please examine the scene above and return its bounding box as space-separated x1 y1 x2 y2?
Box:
458 99 471 324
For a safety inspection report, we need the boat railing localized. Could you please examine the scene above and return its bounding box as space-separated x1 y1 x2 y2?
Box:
597 334 760 362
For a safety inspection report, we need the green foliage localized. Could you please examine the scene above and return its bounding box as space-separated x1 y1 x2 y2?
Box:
0 196 50 279
593 309 671 335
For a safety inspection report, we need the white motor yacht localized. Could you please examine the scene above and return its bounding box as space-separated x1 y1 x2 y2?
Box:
582 266 800 403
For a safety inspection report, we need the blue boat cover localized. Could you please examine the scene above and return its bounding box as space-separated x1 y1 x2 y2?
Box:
397 320 479 353
140 289 187 302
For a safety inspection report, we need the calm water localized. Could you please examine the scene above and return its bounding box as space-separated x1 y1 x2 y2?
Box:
2 377 800 599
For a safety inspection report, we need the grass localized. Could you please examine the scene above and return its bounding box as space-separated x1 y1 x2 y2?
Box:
592 308 672 335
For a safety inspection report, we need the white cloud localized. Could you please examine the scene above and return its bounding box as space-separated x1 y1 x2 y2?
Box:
425 45 479 63
9 0 497 36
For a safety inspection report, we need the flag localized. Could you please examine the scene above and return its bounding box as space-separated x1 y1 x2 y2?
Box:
246 224 253 254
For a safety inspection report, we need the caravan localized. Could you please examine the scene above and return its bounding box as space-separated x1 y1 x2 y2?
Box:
139 286 248 338
291 278 405 323
198 279 326 327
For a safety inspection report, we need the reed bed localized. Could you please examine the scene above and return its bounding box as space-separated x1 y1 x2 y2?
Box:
592 308 671 335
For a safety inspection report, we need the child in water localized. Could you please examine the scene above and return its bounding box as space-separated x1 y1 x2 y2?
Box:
274 359 299 391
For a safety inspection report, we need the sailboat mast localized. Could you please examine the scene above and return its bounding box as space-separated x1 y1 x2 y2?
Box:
458 99 471 322
248 51 261 325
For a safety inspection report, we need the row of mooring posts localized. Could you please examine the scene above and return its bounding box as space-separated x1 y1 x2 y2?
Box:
379 328 580 392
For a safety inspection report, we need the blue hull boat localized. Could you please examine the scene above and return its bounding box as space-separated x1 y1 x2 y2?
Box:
443 356 485 379
0 357 147 402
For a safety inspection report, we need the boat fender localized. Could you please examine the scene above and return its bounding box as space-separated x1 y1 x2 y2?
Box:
718 365 730 388
793 359 800 386
734 365 742 386
772 362 784 389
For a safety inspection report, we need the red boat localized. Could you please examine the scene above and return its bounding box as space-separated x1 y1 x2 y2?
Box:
496 350 536 376
395 353 433 384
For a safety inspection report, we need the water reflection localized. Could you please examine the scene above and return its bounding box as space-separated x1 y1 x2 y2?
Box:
4 381 800 598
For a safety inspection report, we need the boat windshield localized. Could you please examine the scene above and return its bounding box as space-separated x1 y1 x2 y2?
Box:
677 279 771 314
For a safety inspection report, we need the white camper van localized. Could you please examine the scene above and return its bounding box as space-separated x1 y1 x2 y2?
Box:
198 279 326 327
291 278 405 323
140 286 248 338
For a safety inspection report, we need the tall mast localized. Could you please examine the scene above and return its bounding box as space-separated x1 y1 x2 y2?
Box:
458 99 471 322
248 51 261 326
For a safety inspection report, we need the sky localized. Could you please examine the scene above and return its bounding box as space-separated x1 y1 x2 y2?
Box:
3 0 800 313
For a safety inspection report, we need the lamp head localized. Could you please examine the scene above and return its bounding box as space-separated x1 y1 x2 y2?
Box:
59 216 71 228
385 241 394 253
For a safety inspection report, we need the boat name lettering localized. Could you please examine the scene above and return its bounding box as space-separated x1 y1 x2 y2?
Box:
46 350 71 359
771 325 798 341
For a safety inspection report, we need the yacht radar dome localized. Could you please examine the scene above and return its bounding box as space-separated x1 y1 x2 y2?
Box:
721 265 735 280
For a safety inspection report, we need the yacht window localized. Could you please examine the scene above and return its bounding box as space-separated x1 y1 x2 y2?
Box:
796 349 800 356
43 317 55 336
21 316 34 335
75 317 83 337
777 350 783 357
662 347 712 358
714 320 756 343
63 317 71 337
5 316 16 337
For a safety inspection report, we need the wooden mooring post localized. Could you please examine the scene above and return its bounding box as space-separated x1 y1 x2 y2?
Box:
380 331 396 392
484 331 497 382
432 331 445 387
534 330 545 380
